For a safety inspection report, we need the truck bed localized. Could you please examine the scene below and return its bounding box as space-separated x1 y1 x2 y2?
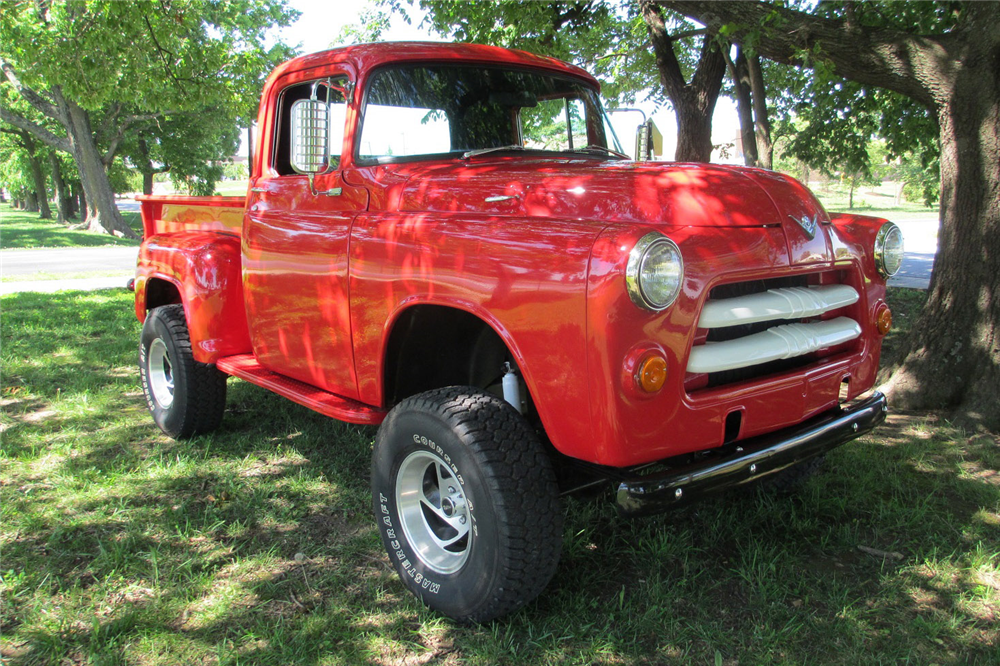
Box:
136 194 246 239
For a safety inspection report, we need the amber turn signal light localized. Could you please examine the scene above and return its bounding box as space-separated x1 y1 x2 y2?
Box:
636 355 668 393
876 306 893 335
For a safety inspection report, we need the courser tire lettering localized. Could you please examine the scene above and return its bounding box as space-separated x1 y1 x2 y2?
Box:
371 386 562 623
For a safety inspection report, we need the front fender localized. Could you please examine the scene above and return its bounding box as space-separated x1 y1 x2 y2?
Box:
135 232 251 364
350 212 603 459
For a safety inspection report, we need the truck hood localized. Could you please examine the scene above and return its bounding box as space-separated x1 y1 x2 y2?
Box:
389 159 835 265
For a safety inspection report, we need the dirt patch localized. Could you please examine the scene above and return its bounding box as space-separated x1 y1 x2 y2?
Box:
0 397 57 431
239 456 310 479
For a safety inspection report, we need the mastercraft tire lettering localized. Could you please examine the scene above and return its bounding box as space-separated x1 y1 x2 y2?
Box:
371 387 562 623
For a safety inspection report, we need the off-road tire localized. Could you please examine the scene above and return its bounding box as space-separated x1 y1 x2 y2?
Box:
371 387 562 623
139 304 227 439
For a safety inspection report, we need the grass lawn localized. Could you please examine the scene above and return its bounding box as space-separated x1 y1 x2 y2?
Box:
811 181 940 221
0 204 142 250
1 289 997 665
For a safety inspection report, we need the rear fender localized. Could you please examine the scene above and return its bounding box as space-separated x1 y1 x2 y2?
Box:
135 232 252 363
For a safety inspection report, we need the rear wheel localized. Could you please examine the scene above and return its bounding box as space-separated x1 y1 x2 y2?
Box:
371 387 562 623
139 304 227 438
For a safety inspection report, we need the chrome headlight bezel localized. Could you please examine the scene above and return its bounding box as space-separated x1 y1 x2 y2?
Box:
874 222 904 278
625 232 684 311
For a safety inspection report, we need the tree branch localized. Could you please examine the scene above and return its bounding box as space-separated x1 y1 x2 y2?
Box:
659 0 941 108
0 106 71 152
96 102 122 143
0 57 63 121
142 14 198 84
100 111 173 165
689 28 727 99
640 0 687 102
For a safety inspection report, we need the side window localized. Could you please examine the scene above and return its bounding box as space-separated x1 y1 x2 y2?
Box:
520 97 588 151
274 77 348 175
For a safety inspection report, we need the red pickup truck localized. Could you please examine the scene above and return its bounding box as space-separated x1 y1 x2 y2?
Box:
134 42 901 622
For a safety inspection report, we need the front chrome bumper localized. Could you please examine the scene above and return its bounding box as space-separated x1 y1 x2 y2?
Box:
615 391 888 516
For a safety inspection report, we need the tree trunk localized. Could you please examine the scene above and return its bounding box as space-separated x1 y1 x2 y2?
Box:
641 1 726 163
746 53 773 169
25 191 39 212
137 138 158 195
76 183 86 219
725 45 758 166
22 134 52 219
47 151 70 224
247 125 254 170
884 63 1000 429
674 102 716 162
58 94 139 238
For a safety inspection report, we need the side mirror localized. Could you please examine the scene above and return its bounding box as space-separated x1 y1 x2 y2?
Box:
634 119 662 162
635 121 652 162
290 98 329 174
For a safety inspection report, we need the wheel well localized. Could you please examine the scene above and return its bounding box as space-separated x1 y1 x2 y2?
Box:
145 278 182 311
384 305 515 407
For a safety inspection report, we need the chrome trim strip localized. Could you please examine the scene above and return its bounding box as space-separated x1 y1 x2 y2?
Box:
687 316 862 374
698 285 859 329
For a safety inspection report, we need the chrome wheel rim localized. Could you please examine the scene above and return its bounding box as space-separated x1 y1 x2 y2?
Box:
395 450 471 574
147 338 175 409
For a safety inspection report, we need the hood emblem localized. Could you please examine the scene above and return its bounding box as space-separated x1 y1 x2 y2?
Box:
791 214 818 239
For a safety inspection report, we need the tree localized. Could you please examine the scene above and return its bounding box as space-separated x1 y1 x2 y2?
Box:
119 110 241 196
663 1 1000 428
638 0 725 161
378 0 727 162
0 126 51 218
769 63 938 206
1 0 296 237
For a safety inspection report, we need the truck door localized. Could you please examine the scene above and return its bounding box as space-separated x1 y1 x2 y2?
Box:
243 73 368 399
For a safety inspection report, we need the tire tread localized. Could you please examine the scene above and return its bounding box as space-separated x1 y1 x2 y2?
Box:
141 304 226 438
384 386 562 622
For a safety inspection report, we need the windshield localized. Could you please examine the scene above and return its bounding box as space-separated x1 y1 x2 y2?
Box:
357 64 624 164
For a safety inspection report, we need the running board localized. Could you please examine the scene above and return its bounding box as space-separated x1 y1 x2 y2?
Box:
216 354 386 425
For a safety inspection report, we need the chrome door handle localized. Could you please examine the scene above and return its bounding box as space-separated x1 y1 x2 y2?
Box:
250 187 266 193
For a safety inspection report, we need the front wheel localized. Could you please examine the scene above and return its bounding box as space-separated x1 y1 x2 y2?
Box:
139 304 227 439
371 387 562 623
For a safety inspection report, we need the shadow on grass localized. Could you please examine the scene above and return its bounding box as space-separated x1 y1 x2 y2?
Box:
2 289 997 665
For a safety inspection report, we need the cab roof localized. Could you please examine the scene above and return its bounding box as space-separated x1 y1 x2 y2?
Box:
268 41 600 89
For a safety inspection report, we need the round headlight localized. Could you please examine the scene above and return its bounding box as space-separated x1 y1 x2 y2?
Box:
626 232 684 311
875 222 904 277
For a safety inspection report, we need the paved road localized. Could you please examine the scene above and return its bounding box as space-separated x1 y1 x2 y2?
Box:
1 245 139 276
886 216 937 290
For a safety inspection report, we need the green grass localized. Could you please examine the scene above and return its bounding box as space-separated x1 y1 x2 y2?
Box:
0 204 142 249
811 181 940 220
213 180 250 197
2 289 997 665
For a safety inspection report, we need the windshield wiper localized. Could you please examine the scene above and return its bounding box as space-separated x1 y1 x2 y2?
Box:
567 144 630 160
462 145 527 159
